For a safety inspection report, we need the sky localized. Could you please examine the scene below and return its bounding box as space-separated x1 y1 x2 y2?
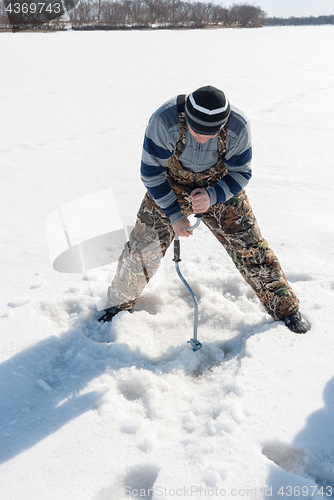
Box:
221 0 334 18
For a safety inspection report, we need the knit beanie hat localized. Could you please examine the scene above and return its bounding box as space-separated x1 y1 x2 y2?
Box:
185 85 231 135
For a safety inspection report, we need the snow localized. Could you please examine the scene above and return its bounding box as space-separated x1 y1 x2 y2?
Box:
1 25 334 500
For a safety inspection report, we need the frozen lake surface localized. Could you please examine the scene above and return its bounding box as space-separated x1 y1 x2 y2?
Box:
1 25 334 500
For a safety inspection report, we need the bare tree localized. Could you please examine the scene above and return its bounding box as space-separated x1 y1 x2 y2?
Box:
229 3 265 26
99 0 127 24
141 0 165 24
122 0 150 25
162 0 182 24
210 4 229 24
186 1 210 25
69 0 96 24
94 0 102 21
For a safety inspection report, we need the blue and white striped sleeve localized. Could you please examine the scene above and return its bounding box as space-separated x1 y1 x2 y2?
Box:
207 114 252 205
140 113 184 224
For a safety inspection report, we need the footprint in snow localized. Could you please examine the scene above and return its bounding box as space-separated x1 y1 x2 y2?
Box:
7 298 32 308
264 377 334 496
285 272 315 283
30 281 46 289
263 441 334 497
96 463 160 500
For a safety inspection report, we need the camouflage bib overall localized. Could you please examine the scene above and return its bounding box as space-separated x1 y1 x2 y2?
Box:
107 97 299 321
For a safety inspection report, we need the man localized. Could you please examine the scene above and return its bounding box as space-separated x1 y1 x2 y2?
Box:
99 85 310 334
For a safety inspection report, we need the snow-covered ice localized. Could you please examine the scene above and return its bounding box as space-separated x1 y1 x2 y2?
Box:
1 25 334 500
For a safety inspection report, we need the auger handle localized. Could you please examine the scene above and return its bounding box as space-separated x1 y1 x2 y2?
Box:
187 213 203 232
172 214 203 263
173 237 181 262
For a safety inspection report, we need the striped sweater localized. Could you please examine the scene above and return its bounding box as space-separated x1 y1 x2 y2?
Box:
141 96 252 225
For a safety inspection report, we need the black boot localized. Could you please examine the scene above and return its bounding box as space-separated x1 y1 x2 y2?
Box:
283 311 311 334
98 306 121 323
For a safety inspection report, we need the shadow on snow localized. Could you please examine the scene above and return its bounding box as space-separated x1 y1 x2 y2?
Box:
0 301 267 465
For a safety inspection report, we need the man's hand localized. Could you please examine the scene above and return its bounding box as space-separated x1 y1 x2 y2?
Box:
172 216 193 237
191 188 211 213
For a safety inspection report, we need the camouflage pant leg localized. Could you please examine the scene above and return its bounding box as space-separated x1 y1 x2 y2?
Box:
107 193 174 310
202 190 299 320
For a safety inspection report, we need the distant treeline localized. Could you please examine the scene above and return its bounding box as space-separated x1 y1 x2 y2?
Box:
0 1 266 29
1 0 333 31
69 1 265 28
265 15 334 26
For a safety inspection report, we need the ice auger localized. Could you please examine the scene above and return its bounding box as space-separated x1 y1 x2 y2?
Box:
172 214 203 351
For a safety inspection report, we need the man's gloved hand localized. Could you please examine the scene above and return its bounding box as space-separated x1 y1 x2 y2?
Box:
191 188 210 213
